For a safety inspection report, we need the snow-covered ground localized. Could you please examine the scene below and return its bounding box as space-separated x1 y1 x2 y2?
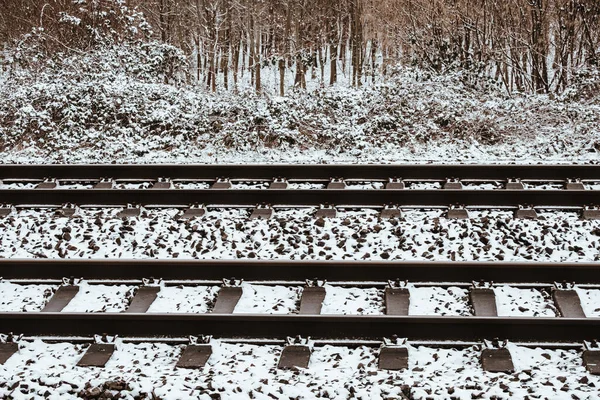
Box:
233 283 301 314
1 208 598 261
147 285 219 313
574 288 600 318
494 286 557 317
0 339 598 400
60 283 134 313
345 182 385 190
321 285 385 315
408 286 472 316
0 282 55 312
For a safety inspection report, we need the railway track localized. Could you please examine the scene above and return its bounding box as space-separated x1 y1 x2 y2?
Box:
1 259 600 371
0 164 599 211
1 165 600 375
3 163 600 180
1 279 599 371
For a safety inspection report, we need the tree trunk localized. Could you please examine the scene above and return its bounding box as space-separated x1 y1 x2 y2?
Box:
530 0 548 93
329 43 337 84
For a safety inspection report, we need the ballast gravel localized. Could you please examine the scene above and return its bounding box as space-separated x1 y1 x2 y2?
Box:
1 208 599 262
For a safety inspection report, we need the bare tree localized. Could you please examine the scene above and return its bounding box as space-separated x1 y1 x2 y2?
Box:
2 0 598 93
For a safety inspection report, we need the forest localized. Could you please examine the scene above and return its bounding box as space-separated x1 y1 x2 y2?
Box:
0 0 599 94
0 0 599 163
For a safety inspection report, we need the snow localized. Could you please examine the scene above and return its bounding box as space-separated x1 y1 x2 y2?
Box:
60 282 134 312
116 182 153 189
408 285 472 316
146 285 220 313
1 183 38 189
1 340 599 399
345 182 385 189
463 182 502 190
231 182 270 189
494 286 557 317
0 281 55 312
56 183 95 189
177 182 211 189
575 287 600 317
406 182 442 189
524 183 565 190
321 285 385 315
233 283 301 314
288 182 326 189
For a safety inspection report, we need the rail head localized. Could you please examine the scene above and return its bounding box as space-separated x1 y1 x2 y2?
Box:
2 164 600 180
2 259 600 283
1 313 599 342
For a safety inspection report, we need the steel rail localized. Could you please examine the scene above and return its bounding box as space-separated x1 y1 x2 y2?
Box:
17 336 586 349
1 188 599 207
4 281 591 290
23 338 588 350
1 313 598 341
1 164 600 180
2 259 600 283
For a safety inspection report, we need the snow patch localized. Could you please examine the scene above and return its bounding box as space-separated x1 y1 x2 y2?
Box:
61 282 134 312
494 286 557 317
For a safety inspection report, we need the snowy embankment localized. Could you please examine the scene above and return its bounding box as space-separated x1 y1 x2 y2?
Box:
1 69 599 165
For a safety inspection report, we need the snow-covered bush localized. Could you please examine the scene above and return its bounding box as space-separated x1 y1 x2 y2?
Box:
1 64 599 160
562 69 600 103
3 0 185 84
6 41 186 83
6 0 149 64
